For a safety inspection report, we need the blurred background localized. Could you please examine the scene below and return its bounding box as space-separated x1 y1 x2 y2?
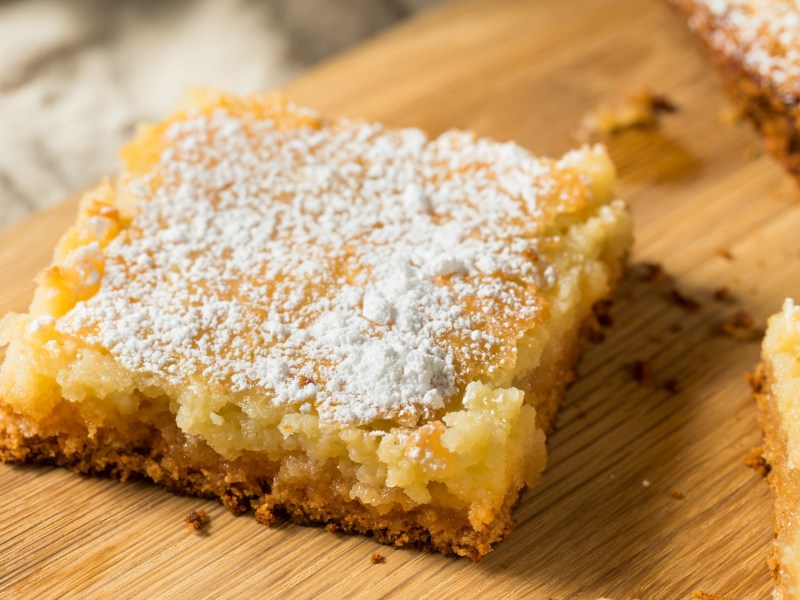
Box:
0 0 437 231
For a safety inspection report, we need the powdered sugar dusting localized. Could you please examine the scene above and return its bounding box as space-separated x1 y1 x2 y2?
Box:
692 0 800 95
783 297 800 318
57 98 594 427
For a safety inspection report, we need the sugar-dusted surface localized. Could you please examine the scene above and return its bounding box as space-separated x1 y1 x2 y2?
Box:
59 95 606 427
686 0 800 95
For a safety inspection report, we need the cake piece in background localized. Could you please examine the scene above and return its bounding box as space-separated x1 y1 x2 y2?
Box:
756 299 800 599
669 0 800 180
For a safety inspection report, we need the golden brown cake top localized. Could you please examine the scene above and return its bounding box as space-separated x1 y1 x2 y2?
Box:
55 91 608 427
686 0 800 95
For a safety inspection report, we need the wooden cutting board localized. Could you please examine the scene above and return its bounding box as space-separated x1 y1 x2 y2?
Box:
2 0 797 597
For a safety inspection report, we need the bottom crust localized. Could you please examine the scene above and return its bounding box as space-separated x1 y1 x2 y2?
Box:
754 362 797 599
0 298 614 560
0 405 519 559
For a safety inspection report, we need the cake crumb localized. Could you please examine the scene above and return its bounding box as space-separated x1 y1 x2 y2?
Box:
728 310 754 328
637 261 667 283
579 87 678 140
642 479 651 488
663 378 681 395
593 300 614 327
629 360 655 385
670 489 685 500
666 289 701 313
717 248 734 261
718 310 762 342
371 552 386 564
324 523 338 534
744 447 770 478
184 509 208 531
692 591 731 600
712 287 732 303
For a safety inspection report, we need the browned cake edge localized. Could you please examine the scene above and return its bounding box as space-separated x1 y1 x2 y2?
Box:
0 279 624 562
753 361 796 598
0 396 513 560
669 0 800 181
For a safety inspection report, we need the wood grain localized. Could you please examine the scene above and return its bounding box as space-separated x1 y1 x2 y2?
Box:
1 0 797 597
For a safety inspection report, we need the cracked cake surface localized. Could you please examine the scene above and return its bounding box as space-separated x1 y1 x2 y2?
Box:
0 89 632 558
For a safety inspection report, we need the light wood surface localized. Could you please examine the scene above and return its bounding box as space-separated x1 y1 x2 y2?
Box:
1 0 798 597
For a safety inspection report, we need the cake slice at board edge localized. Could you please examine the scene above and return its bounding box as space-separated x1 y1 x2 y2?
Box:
755 299 800 599
0 89 632 559
669 0 800 181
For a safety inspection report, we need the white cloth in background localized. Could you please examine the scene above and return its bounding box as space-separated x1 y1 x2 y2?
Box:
0 0 436 230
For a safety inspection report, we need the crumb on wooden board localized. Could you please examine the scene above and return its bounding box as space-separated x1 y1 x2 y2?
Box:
712 287 732 303
627 360 683 396
663 378 680 395
578 87 678 141
637 261 667 283
714 310 763 342
593 299 614 327
629 360 654 385
184 509 208 532
666 289 701 313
